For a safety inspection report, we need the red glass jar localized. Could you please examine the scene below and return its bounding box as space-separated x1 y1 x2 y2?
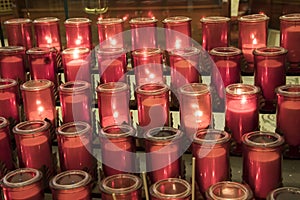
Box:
33 17 62 52
276 85 300 158
0 168 44 200
59 81 91 124
97 18 124 48
99 124 136 176
267 187 300 200
4 18 33 50
64 18 92 49
242 131 284 199
192 129 231 195
129 17 158 50
50 170 92 200
96 82 131 128
145 127 183 184
254 46 287 113
99 174 142 200
0 117 14 178
225 84 260 155
206 181 253 200
62 47 91 83
26 47 58 86
149 178 191 200
0 46 26 82
0 78 20 123
97 47 127 83
200 16 230 51
162 16 192 51
132 48 164 86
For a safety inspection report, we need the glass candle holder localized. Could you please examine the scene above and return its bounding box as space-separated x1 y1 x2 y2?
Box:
96 82 131 128
200 16 230 51
13 120 54 180
64 18 92 49
162 16 192 51
26 47 58 86
178 83 211 139
225 84 260 155
242 131 284 199
21 80 56 127
149 178 191 200
50 170 92 200
192 129 231 195
132 48 164 86
280 13 300 72
254 47 288 114
97 18 124 48
276 85 300 158
238 14 269 74
97 47 127 83
145 127 183 184
4 18 33 50
99 174 142 200
33 17 62 52
0 46 26 82
129 17 158 50
267 187 300 200
99 124 136 176
206 181 253 200
59 81 91 124
136 83 169 134
0 78 20 123
0 168 44 200
0 117 14 178
62 47 91 83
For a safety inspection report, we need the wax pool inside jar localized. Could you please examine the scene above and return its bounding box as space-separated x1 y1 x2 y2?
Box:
100 59 125 82
214 60 239 86
0 56 25 81
283 26 300 63
172 59 198 88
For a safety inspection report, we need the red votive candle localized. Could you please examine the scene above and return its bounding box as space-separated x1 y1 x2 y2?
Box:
206 181 253 200
59 81 91 124
136 83 169 134
149 178 191 200
225 83 260 155
97 18 124 48
0 46 26 82
33 17 62 52
238 14 269 74
99 124 136 176
57 122 96 178
242 131 284 199
26 47 58 86
64 18 92 49
99 174 142 200
145 127 183 184
0 78 20 123
50 170 92 200
280 13 300 72
21 79 56 127
254 46 287 113
13 120 54 179
267 187 300 200
276 85 300 158
1 168 44 200
178 83 212 139
97 47 127 83
96 82 131 128
129 17 158 50
162 16 192 51
192 129 231 195
0 117 14 178
132 48 164 86
200 16 230 51
4 18 33 50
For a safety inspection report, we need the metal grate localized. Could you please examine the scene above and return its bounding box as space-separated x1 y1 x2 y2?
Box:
0 0 12 13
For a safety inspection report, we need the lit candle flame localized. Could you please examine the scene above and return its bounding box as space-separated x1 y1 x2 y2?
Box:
109 37 117 46
113 111 119 118
72 49 80 59
175 39 182 49
75 36 83 45
45 36 52 45
236 88 247 104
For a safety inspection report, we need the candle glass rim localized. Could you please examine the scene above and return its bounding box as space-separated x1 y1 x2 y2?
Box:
57 121 91 136
135 83 169 95
200 16 230 23
276 84 300 97
145 126 183 142
96 82 129 93
178 83 210 96
193 129 231 145
129 17 158 24
33 17 60 24
26 47 56 55
242 131 284 148
64 17 92 25
238 14 269 22
97 17 124 25
279 13 300 21
2 168 43 188
0 46 25 54
20 79 53 91
132 48 162 57
59 81 90 93
97 47 127 55
169 46 200 57
253 46 288 56
150 178 191 198
0 117 9 129
13 120 50 135
4 18 32 24
209 47 242 57
100 124 136 138
226 84 260 96
267 187 300 200
0 78 17 89
49 170 92 190
162 16 192 24
62 47 90 55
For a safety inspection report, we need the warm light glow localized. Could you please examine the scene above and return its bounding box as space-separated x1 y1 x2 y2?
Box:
123 14 129 21
45 36 52 45
236 88 247 104
37 106 44 116
194 110 203 117
109 37 117 46
113 111 119 118
149 73 155 79
36 100 41 105
75 36 83 45
175 39 182 49
250 34 257 45
147 11 155 19
72 49 80 59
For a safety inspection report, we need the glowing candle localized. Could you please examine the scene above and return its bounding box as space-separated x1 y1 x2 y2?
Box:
97 18 124 48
